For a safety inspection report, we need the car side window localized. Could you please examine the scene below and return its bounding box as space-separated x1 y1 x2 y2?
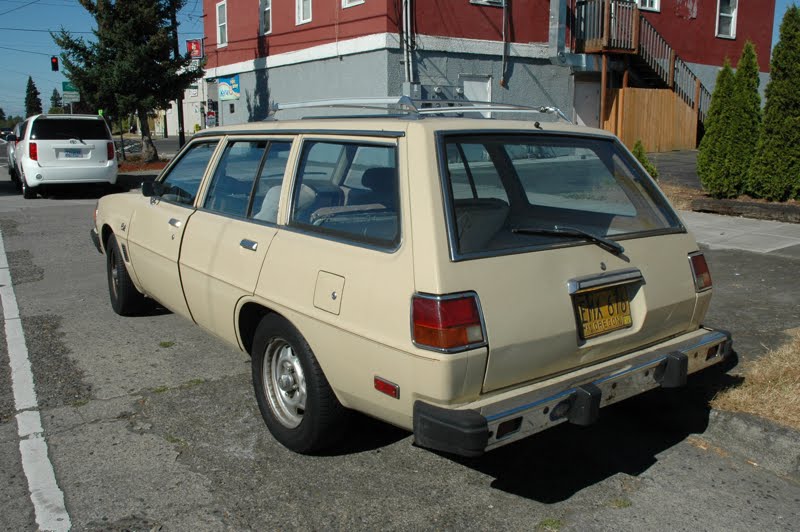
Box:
249 141 292 224
159 141 218 205
204 140 267 217
290 140 399 249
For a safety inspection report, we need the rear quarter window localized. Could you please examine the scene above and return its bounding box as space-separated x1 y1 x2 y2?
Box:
31 118 111 141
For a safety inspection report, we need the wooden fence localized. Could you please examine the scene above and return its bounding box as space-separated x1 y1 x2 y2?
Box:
603 88 697 152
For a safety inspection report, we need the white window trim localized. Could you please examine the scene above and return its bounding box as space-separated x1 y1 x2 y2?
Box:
262 0 272 35
637 0 660 13
342 0 365 7
216 0 228 48
469 0 505 6
296 0 312 25
715 0 738 39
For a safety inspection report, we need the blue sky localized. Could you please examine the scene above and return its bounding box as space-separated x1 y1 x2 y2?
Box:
0 0 795 118
0 0 203 118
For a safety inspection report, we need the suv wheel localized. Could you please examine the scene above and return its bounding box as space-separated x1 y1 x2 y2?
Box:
20 175 35 199
251 314 347 454
106 234 146 315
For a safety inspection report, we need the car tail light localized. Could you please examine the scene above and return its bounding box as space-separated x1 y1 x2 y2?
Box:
29 142 38 161
107 142 115 161
689 252 712 292
412 293 486 351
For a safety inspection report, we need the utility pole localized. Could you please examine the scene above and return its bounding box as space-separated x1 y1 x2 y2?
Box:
169 1 185 148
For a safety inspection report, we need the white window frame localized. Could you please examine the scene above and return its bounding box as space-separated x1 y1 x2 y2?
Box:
296 0 312 25
216 0 228 48
262 0 272 35
637 0 660 12
715 0 738 39
469 0 505 6
342 0 365 7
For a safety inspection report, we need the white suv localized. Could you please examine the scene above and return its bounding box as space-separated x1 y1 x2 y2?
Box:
14 114 117 199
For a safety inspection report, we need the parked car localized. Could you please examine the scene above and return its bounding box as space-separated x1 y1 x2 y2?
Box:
14 114 117 199
90 98 732 457
6 121 26 186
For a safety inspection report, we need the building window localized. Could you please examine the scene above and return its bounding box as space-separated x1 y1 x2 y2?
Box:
716 0 738 39
342 0 365 7
296 0 312 25
262 0 272 35
469 0 505 6
216 1 227 47
637 0 660 12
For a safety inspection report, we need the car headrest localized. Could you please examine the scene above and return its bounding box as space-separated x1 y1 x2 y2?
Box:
361 167 396 192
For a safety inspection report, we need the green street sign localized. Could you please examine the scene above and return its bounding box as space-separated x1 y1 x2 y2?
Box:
62 81 77 92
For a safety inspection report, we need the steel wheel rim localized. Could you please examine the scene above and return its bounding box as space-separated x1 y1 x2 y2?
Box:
263 338 306 428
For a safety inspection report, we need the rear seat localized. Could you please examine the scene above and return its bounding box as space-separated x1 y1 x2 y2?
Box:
454 198 509 253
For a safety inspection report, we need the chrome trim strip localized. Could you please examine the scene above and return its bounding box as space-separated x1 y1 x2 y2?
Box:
193 128 406 139
410 291 489 354
567 268 644 294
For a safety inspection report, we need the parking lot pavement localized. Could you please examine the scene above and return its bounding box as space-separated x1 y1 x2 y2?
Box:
680 209 800 258
0 178 798 530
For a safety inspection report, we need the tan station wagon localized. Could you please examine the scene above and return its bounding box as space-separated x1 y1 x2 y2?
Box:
91 98 732 456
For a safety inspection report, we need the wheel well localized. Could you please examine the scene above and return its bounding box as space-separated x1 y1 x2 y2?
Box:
101 224 114 253
238 302 273 356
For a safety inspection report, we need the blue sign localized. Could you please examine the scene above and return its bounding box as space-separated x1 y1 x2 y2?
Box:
218 75 240 101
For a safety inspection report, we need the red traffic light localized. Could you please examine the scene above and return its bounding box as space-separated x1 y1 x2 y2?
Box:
50 56 59 71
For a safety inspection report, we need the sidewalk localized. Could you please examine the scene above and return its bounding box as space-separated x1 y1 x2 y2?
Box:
679 210 800 258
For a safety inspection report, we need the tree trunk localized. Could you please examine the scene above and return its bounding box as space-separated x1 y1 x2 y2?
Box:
137 107 158 162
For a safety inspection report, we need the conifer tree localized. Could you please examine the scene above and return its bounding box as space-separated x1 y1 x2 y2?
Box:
24 77 43 117
747 6 800 201
727 42 761 196
49 89 64 113
53 0 200 162
697 60 736 197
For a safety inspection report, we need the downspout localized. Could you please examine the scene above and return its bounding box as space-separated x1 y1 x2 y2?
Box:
549 0 567 64
402 0 415 84
500 0 509 87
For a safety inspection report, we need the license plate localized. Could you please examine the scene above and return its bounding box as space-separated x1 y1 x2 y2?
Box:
63 149 82 158
573 285 632 340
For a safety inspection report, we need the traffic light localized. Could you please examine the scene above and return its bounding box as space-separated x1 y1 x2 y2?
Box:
50 56 59 71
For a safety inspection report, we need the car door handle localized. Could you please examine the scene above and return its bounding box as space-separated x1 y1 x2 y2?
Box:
168 218 182 228
240 239 258 251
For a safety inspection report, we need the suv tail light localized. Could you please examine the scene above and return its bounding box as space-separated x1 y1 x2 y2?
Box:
107 142 115 161
29 142 38 161
689 252 712 292
412 293 486 352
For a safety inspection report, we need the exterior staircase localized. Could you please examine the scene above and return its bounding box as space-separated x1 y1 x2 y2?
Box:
573 0 712 123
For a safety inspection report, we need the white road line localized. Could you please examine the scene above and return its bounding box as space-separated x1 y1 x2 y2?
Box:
0 231 71 531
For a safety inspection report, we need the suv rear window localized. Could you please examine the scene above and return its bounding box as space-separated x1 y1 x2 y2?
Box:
31 118 111 141
441 134 681 256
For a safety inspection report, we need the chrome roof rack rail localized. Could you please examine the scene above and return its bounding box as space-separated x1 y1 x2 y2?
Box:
270 97 572 124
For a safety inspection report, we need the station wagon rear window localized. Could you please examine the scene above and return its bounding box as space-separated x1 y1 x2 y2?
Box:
440 134 682 256
30 118 111 140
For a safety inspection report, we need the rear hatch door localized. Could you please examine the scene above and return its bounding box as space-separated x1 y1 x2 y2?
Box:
30 117 112 167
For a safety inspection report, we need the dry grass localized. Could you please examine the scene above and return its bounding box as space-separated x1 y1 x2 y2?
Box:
657 183 707 211
711 331 800 430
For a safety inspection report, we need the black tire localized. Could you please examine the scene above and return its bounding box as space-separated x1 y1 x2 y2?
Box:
251 314 347 454
106 234 146 316
21 175 35 199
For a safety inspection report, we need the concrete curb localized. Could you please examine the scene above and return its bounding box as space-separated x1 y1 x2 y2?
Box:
704 409 800 482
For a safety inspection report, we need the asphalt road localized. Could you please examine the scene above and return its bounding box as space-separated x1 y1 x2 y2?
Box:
0 166 797 531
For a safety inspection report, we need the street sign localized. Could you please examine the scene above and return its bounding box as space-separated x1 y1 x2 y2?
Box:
62 81 80 103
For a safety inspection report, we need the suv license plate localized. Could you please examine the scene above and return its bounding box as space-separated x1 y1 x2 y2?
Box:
63 149 82 158
573 285 632 340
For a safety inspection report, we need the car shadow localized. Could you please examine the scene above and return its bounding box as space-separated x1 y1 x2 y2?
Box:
3 173 160 201
441 359 742 503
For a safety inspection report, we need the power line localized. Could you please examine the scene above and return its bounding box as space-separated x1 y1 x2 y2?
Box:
0 0 40 17
0 44 54 56
0 26 203 35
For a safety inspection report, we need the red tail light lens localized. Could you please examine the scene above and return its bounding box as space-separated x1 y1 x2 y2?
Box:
107 142 115 161
29 142 38 161
412 293 486 351
689 252 712 292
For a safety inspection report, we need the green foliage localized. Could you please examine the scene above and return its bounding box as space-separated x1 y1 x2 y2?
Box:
632 140 658 179
0 107 5 122
697 59 737 198
24 77 43 117
50 88 63 111
729 42 762 194
53 0 201 161
748 6 800 200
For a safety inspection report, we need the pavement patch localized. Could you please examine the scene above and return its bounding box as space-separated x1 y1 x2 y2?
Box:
5 250 44 285
23 315 91 409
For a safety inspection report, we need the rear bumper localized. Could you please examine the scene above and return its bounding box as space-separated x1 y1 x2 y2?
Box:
413 327 732 457
20 160 117 187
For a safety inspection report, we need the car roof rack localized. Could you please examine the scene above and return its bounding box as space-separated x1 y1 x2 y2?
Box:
271 97 572 124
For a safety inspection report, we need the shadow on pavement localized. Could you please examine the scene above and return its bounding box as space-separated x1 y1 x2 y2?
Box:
0 173 160 201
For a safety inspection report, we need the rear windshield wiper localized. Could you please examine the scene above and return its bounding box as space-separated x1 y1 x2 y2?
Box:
511 225 625 256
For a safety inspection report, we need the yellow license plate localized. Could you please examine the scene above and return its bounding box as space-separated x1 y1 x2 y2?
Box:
573 285 632 340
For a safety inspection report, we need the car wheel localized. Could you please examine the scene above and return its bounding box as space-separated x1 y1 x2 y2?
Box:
21 176 35 199
106 234 146 316
251 314 347 454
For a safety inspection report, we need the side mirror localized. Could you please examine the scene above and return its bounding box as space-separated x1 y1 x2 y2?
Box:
141 181 160 197
6 134 16 143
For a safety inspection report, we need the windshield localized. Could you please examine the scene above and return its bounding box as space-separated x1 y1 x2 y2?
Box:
31 118 111 141
440 134 682 256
